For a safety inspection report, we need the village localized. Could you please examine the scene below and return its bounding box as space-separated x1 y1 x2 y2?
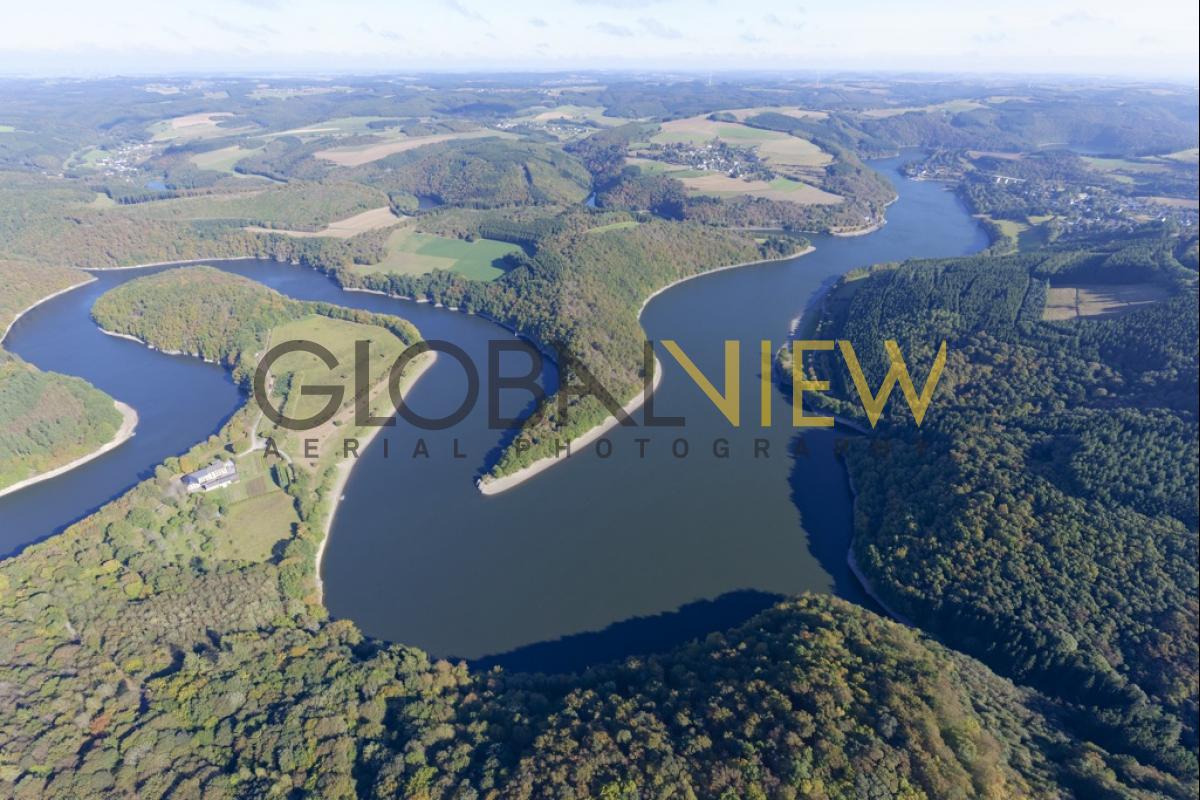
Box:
633 139 776 181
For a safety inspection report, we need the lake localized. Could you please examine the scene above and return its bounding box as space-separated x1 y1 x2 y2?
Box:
1 154 987 671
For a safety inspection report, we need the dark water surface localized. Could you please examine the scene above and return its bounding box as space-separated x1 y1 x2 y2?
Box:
1 155 986 670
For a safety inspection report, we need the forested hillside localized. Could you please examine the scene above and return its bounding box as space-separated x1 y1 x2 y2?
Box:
339 208 804 476
0 259 126 494
788 230 1199 781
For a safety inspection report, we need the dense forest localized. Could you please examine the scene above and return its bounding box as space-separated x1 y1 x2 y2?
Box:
0 450 1183 798
783 229 1199 782
0 358 123 492
0 259 125 493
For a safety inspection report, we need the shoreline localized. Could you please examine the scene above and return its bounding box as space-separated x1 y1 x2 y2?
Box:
83 256 254 272
0 400 138 499
1 276 97 345
314 349 437 602
477 356 665 495
96 327 222 364
839 444 913 626
476 244 817 496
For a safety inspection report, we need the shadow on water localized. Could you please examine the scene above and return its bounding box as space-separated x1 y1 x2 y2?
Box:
469 589 783 674
787 428 880 612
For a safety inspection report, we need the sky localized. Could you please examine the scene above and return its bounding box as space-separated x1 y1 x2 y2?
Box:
1 0 1197 79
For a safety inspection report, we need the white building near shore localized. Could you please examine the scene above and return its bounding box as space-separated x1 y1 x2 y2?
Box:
182 459 238 493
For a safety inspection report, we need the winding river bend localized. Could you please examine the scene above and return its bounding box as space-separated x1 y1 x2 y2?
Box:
1 155 986 671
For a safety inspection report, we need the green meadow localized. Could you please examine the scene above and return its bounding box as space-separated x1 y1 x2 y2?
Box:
351 227 521 281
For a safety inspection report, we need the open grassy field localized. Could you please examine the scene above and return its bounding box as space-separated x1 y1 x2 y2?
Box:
269 116 403 138
210 453 298 562
122 181 387 231
261 313 412 470
0 125 14 133
247 86 347 101
1082 156 1173 175
216 489 300 562
1143 195 1200 209
244 205 399 238
149 112 255 141
586 220 641 234
860 99 987 118
728 106 828 121
314 129 514 167
514 104 632 126
1043 282 1171 320
629 156 839 204
681 173 843 204
189 145 264 175
967 150 1024 161
648 116 833 172
349 226 521 281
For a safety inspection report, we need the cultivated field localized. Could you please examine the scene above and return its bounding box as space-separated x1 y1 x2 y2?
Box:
150 112 254 141
122 181 386 231
681 173 842 204
859 99 987 118
189 145 263 175
315 130 514 167
1144 195 1200 209
728 106 828 121
1042 283 1171 320
627 156 841 205
244 206 399 238
515 104 631 126
262 314 412 470
269 116 404 138
648 116 832 171
349 226 521 281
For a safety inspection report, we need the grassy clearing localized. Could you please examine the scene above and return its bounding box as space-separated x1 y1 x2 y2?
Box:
967 150 1024 161
189 145 264 175
212 455 298 562
247 86 346 101
314 130 513 167
1143 196 1200 209
349 226 520 281
260 314 412 472
1082 156 1171 174
0 125 14 133
66 147 110 170
268 116 403 138
860 99 987 118
586 220 640 234
648 115 832 172
245 206 399 238
728 106 828 121
120 181 386 231
149 112 254 141
652 117 779 145
514 104 631 127
217 490 299 561
630 151 840 204
1042 283 1171 321
681 172 842 205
